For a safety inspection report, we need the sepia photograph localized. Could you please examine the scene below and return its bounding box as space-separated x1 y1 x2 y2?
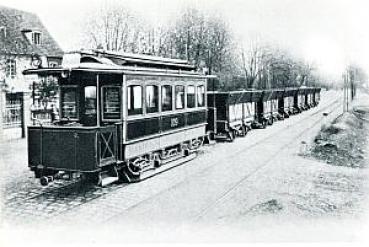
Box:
0 0 369 245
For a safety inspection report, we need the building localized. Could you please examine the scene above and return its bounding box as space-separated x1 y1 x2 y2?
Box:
0 5 64 139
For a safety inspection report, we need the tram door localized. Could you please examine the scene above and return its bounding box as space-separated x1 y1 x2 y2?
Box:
82 86 97 126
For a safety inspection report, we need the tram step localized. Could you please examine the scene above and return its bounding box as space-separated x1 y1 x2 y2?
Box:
101 166 119 186
129 152 197 182
101 176 119 187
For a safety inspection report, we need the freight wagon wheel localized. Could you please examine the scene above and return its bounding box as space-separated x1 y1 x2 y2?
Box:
262 120 267 129
241 126 248 137
227 130 235 142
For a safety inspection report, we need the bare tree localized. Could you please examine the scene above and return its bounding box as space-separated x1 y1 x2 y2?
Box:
81 2 143 52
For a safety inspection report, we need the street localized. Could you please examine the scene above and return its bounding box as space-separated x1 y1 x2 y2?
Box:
1 90 369 242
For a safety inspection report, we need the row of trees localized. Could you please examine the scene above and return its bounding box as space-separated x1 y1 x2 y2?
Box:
80 3 325 90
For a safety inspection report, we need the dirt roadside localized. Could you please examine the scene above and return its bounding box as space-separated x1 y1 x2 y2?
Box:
195 90 369 242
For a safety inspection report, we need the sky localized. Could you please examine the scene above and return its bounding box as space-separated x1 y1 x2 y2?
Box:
1 0 368 79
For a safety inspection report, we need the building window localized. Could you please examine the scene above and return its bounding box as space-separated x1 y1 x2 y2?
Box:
187 85 196 108
197 85 205 107
175 85 185 109
6 59 16 79
128 85 143 115
32 32 42 45
161 85 172 111
146 85 158 113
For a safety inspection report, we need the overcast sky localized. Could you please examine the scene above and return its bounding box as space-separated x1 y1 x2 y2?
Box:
1 0 368 79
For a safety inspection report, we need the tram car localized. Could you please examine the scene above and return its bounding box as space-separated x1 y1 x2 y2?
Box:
24 50 214 186
207 90 254 141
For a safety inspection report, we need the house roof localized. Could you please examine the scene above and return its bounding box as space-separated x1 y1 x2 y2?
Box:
0 5 63 57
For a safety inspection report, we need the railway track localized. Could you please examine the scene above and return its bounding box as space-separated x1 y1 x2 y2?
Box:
193 97 342 220
100 94 342 222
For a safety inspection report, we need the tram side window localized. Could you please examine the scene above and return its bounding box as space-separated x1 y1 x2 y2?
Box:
103 87 121 119
175 85 185 109
61 87 78 119
146 85 158 113
128 85 143 115
187 85 196 108
161 85 172 111
197 85 205 107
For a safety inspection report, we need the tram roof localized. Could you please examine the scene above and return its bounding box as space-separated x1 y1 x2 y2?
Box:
23 63 214 79
23 49 215 78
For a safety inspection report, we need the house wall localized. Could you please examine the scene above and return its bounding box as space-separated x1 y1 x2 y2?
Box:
0 54 61 140
0 54 53 93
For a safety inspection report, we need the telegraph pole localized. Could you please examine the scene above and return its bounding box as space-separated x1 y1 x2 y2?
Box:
342 71 346 112
346 71 349 111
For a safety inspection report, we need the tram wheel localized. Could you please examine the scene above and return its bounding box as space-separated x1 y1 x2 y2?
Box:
241 126 248 137
40 176 49 186
227 130 235 142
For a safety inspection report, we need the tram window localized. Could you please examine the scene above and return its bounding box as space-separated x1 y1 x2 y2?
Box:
187 85 196 108
146 85 158 113
84 86 97 115
103 86 121 119
61 87 78 119
128 85 143 115
197 85 205 107
175 85 185 109
161 85 172 111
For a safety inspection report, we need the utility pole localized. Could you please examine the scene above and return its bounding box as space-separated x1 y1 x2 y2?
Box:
343 71 347 113
346 71 349 111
